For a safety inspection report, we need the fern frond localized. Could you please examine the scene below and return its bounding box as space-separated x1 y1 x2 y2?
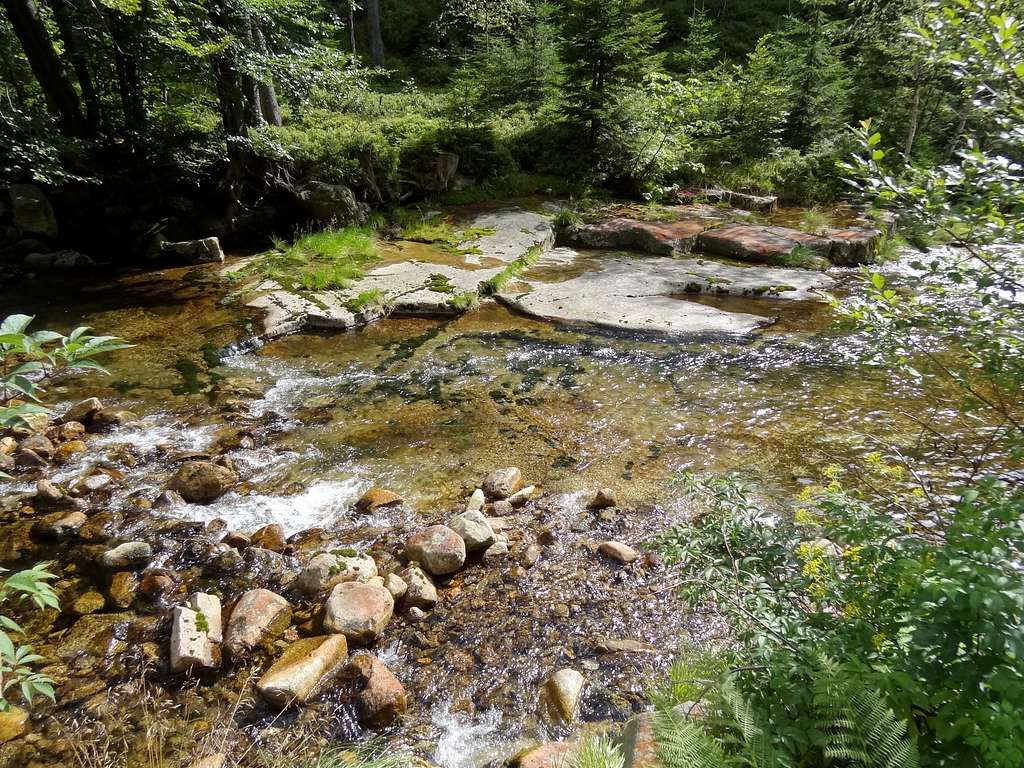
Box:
813 657 919 768
716 679 792 768
652 704 734 768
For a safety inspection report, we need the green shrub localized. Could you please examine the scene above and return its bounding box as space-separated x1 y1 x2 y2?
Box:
0 563 59 710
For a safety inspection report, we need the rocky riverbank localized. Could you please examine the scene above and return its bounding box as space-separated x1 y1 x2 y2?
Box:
0 389 712 767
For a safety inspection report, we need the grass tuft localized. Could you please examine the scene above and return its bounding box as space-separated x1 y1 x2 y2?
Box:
247 226 380 292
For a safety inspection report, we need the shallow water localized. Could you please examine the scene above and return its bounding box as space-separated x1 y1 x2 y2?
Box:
1 231 1013 765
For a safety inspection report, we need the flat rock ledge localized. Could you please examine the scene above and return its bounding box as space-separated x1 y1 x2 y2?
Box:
245 207 553 338
563 208 881 268
497 249 833 339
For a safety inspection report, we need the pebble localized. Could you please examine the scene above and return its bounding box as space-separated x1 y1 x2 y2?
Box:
598 541 639 564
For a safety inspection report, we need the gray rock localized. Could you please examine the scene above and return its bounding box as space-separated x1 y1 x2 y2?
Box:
187 592 223 643
323 581 394 645
507 485 536 507
10 184 57 239
295 551 377 597
161 237 225 264
100 541 153 570
296 181 366 225
490 499 514 516
24 250 95 270
465 488 486 513
398 564 437 610
482 539 509 564
384 573 407 601
449 509 495 552
483 467 524 500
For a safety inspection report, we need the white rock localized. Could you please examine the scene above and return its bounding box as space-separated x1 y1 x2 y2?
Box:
384 573 408 601
465 488 486 513
187 592 223 643
544 668 585 722
170 606 215 673
507 485 537 507
449 509 495 552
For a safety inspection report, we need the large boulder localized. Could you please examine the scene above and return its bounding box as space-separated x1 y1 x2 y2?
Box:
223 589 291 658
168 461 238 503
323 581 394 645
24 250 95 270
296 181 366 225
9 184 57 239
255 634 348 707
405 525 466 575
161 237 225 264
348 653 407 729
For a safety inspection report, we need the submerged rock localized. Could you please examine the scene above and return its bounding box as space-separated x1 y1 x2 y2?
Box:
223 589 291 658
598 541 639 565
0 706 29 743
256 634 348 707
323 581 394 645
542 668 585 723
354 487 403 513
168 461 238 503
250 523 286 553
99 541 153 571
63 397 102 424
482 467 524 500
405 525 466 576
349 653 407 729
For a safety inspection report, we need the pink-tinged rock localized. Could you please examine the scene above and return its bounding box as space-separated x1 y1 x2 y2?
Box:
405 525 466 575
223 589 291 658
566 216 706 256
515 742 578 768
349 653 407 729
322 581 393 645
697 223 830 266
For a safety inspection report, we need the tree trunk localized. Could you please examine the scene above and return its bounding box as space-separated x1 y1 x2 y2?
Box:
903 79 921 158
250 20 281 127
107 10 147 133
348 1 356 57
0 0 85 135
51 0 99 135
366 0 384 67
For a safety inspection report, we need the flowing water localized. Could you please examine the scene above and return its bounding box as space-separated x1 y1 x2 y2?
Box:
0 223 1012 765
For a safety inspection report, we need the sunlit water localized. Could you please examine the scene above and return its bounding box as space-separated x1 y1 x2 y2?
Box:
1 234 1016 765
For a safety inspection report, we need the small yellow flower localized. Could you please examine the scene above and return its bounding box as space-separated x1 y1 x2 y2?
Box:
872 632 887 650
843 545 864 564
797 486 815 502
822 464 842 480
794 507 816 526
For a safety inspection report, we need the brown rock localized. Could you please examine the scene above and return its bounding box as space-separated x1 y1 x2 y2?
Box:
323 581 394 645
516 742 577 768
349 653 407 729
108 571 138 608
482 467 524 500
598 541 639 564
63 397 102 424
19 433 54 458
221 531 250 549
168 461 238 503
256 634 349 708
54 439 87 464
354 487 403 513
0 707 29 743
587 488 618 510
250 523 286 553
405 525 466 575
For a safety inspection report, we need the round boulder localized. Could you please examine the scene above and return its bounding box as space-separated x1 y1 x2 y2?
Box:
168 461 238 503
323 581 394 645
405 525 466 575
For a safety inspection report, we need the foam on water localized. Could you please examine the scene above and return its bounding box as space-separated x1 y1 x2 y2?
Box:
175 477 365 533
432 706 507 768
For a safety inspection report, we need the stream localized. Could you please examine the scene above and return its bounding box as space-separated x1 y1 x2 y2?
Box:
0 217 1008 767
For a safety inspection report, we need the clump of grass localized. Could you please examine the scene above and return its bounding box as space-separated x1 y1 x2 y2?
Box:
447 290 478 311
345 289 385 313
249 226 381 292
781 243 828 269
427 273 455 293
399 213 495 255
481 242 544 295
798 206 833 236
553 207 583 228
